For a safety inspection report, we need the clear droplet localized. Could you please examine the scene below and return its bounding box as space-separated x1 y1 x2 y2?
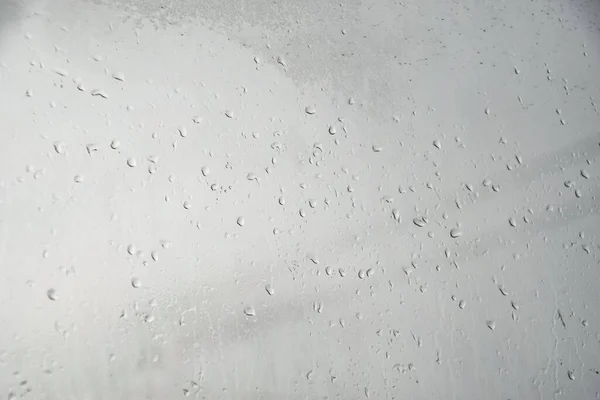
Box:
458 300 466 309
47 288 58 301
201 166 210 177
305 105 316 115
244 306 256 316
110 140 120 149
127 244 136 255
73 174 84 183
237 216 245 227
265 284 274 296
53 142 65 154
131 277 141 288
486 320 496 331
450 228 463 238
127 158 137 168
433 139 441 149
328 126 337 135
413 217 427 227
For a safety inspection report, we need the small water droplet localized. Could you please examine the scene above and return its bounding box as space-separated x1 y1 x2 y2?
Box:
127 158 137 168
392 209 401 221
278 196 285 205
581 169 590 179
486 320 496 331
265 284 274 296
151 251 159 261
482 179 491 187
325 266 333 276
458 300 466 309
73 175 84 183
433 140 441 149
47 288 58 301
574 189 582 198
112 72 125 81
305 105 316 115
413 217 427 227
131 277 141 288
567 370 575 380
508 217 517 227
328 126 337 135
485 107 491 115
201 166 210 176
110 140 120 149
299 208 306 218
244 306 256 316
178 126 187 137
308 199 317 208
224 110 234 118
53 142 65 154
183 201 191 210
358 269 365 279
372 145 383 152
449 228 463 238
237 216 245 227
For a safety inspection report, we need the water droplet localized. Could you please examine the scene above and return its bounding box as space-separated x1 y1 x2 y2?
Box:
278 196 285 205
392 209 401 221
372 145 383 152
73 174 84 183
482 179 491 187
581 169 590 179
127 158 137 168
178 126 187 137
458 300 466 309
328 126 337 135
498 285 508 296
201 166 210 176
299 208 306 218
224 110 234 118
567 370 575 380
151 251 159 261
413 217 427 227
86 143 98 155
131 277 141 288
338 268 346 277
183 201 191 209
127 244 136 255
486 320 496 331
112 72 125 81
265 284 274 296
308 199 317 208
325 266 333 276
53 142 65 154
91 89 109 99
433 139 441 149
449 228 463 238
244 306 256 316
485 107 491 115
305 105 316 115
277 55 286 66
508 217 517 227
511 300 519 310
237 216 245 227
110 140 120 149
574 189 582 198
47 288 58 301
358 269 365 279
